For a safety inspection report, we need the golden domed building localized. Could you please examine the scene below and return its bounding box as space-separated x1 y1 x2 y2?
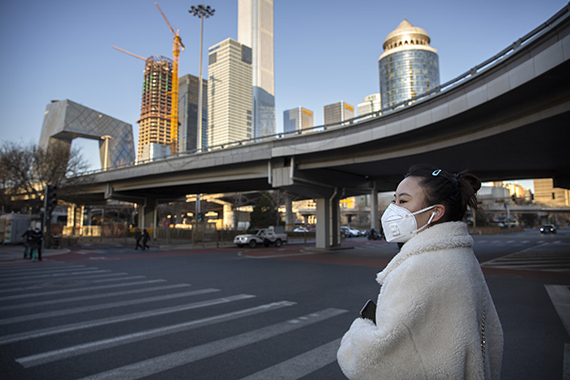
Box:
378 20 440 109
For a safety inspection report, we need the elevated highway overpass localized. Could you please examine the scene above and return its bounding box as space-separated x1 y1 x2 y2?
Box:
79 4 570 249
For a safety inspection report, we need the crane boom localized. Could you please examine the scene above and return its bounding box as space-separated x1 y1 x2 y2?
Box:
155 2 176 36
112 46 147 61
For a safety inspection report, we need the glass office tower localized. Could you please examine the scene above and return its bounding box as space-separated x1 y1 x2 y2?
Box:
378 20 440 109
238 0 276 138
323 101 355 126
207 38 253 147
283 107 314 134
178 74 208 153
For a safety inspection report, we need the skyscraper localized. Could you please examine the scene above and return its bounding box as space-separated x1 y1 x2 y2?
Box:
178 74 208 153
357 93 382 120
207 38 253 147
378 20 440 109
238 0 275 138
283 107 314 134
137 56 173 160
323 101 355 126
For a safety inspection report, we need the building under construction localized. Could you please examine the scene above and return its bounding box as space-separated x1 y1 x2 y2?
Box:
136 55 173 160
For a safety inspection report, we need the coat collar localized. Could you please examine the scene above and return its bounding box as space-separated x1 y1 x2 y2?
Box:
376 221 473 284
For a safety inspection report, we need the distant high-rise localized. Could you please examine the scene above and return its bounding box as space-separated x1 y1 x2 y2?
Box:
283 107 314 134
238 0 275 138
357 93 382 120
137 56 173 160
323 101 355 126
207 38 253 147
378 20 440 109
534 179 570 206
178 74 208 153
141 143 170 162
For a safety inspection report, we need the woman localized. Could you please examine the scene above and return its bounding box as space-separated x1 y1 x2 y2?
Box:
337 165 503 379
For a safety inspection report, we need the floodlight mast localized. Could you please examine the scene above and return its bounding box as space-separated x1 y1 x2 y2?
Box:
189 5 215 152
189 4 214 220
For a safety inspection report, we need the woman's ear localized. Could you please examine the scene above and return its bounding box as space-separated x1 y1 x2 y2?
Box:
432 204 446 222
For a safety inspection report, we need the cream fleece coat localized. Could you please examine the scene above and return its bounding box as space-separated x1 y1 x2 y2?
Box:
337 222 503 380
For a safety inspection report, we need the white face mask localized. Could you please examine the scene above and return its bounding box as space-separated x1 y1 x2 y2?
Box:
381 203 437 243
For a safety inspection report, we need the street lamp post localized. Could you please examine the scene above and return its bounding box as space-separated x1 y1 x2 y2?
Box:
190 5 214 222
189 4 215 153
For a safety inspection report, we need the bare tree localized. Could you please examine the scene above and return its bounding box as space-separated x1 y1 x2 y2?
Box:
0 141 90 213
265 190 300 227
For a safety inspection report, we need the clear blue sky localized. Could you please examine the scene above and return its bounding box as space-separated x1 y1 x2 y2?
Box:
1 0 566 191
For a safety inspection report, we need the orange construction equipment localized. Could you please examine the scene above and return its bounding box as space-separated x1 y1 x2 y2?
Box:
112 46 147 62
155 2 184 155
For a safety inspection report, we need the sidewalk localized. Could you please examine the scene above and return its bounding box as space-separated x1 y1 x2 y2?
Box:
0 244 69 261
0 237 318 261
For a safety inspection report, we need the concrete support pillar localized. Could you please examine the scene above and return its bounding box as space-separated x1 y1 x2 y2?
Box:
330 191 342 247
315 197 330 249
315 190 342 249
137 200 157 239
285 194 294 232
371 184 379 230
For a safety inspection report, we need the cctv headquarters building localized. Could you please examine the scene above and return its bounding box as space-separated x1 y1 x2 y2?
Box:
379 20 440 109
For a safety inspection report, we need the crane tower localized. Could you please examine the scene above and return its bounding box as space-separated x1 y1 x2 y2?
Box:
155 2 184 155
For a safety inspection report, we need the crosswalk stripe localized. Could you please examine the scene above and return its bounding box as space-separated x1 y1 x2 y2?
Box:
0 275 146 294
0 264 87 276
0 268 102 281
0 288 220 325
238 338 342 380
0 294 256 345
0 272 129 287
0 283 192 311
0 279 166 301
16 300 295 368
74 308 348 380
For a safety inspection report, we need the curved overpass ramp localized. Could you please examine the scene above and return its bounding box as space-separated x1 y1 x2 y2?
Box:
82 5 570 248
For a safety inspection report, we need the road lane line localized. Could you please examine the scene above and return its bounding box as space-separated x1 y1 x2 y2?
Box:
0 276 146 294
75 308 348 380
17 300 292 368
0 264 87 276
0 284 192 311
0 279 166 300
0 288 219 325
238 338 341 380
545 285 570 336
0 272 129 288
0 294 255 345
0 268 103 281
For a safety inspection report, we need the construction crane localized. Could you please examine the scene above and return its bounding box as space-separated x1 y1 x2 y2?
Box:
112 46 147 62
155 2 184 155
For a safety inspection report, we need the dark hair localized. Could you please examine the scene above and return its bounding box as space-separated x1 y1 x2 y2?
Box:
405 164 481 222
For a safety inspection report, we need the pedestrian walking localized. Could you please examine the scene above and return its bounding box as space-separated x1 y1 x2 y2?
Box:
142 229 150 250
337 164 503 379
31 228 43 262
134 228 144 250
21 226 34 259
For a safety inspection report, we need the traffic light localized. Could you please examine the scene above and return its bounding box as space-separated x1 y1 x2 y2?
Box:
45 185 57 215
197 212 204 222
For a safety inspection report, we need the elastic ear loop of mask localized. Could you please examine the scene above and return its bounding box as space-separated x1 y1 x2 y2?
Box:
415 210 437 234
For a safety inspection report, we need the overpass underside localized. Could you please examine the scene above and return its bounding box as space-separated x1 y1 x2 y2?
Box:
78 5 570 249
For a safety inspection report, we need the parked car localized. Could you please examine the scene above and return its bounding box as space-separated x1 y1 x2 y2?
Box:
234 227 288 248
540 225 557 234
341 226 361 237
293 227 309 232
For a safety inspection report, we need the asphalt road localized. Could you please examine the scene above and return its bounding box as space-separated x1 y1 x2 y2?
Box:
0 228 568 379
